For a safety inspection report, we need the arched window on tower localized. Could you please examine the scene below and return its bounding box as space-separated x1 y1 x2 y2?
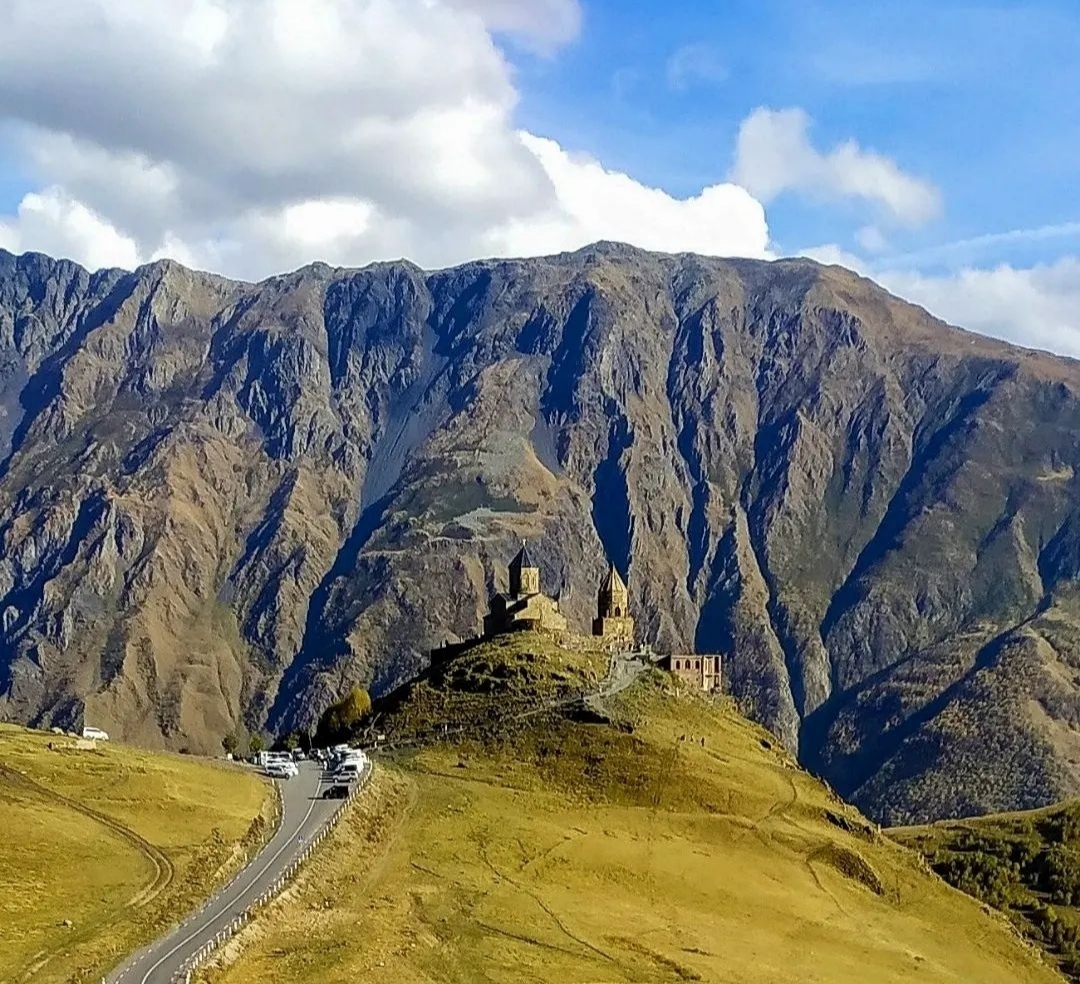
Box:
614 606 622 617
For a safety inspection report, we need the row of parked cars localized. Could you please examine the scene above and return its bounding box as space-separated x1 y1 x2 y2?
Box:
319 745 368 798
257 745 369 790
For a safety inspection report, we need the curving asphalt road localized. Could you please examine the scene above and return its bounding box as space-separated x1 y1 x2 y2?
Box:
108 760 346 984
103 654 643 982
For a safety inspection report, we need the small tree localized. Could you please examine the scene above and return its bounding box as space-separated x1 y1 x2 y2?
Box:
222 732 240 757
249 734 266 756
283 732 300 752
316 686 373 746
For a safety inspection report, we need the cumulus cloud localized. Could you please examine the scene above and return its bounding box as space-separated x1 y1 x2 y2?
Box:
802 239 1080 357
0 0 768 280
487 134 768 259
731 107 941 226
0 187 140 270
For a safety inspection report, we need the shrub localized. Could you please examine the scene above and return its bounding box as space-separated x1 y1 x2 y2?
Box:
317 687 373 745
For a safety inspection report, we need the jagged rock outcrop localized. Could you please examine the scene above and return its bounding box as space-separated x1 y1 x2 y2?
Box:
2 242 1080 823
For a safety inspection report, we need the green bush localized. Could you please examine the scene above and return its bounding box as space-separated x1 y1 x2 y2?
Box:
930 848 1019 908
316 687 373 745
917 808 1080 981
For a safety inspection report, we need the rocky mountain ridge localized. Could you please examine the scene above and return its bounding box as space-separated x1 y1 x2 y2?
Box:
2 242 1080 824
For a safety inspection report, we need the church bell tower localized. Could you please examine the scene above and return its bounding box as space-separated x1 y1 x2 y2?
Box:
509 542 541 596
593 562 635 649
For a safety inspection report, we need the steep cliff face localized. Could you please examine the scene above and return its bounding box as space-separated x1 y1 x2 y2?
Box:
2 242 1080 823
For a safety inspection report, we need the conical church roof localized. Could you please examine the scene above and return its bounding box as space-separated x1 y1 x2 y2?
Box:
601 562 627 594
510 541 535 572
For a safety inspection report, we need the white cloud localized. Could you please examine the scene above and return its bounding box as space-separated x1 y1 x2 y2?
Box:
0 0 768 279
487 134 769 259
884 221 1080 268
798 242 871 274
855 225 889 254
0 187 140 270
880 258 1080 357
801 238 1080 357
666 43 728 91
0 3 1072 364
731 107 941 227
445 0 583 52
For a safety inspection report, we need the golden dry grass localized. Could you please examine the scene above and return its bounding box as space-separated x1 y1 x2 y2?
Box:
195 658 1062 984
0 724 272 984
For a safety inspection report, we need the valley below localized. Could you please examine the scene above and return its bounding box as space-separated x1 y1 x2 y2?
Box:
0 724 271 984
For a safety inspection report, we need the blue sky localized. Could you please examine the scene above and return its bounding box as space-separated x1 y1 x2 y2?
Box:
0 0 1077 353
510 0 1080 272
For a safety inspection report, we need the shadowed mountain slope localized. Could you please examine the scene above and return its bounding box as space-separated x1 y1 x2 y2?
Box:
2 242 1080 823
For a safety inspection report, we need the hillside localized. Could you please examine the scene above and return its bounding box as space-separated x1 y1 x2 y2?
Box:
0 725 272 983
190 634 1060 984
894 800 1080 982
3 243 1080 823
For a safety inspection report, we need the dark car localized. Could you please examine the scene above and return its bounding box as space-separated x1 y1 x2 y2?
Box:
323 783 350 799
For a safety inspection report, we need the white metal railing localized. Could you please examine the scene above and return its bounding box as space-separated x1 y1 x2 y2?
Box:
168 762 371 983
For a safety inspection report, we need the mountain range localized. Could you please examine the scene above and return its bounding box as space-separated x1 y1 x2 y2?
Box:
2 241 1080 824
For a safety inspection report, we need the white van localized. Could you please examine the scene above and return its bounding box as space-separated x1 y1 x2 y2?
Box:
82 726 110 741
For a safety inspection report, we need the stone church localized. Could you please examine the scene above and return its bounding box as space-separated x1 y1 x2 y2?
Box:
437 542 721 692
483 543 569 637
482 543 635 650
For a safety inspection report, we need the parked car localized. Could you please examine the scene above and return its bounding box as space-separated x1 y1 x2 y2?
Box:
267 760 299 779
334 760 363 782
82 726 110 741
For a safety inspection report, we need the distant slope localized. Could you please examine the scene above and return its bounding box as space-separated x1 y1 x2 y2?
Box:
0 725 272 983
894 800 1080 982
199 635 1060 984
5 243 1080 823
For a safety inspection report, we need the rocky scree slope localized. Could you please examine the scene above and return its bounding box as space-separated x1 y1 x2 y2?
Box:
2 243 1080 824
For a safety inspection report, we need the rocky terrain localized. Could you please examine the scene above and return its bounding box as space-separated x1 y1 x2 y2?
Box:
2 242 1080 823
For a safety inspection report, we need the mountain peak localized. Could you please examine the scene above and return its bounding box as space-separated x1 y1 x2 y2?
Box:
1 247 1079 827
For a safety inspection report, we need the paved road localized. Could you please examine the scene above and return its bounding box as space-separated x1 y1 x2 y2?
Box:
109 760 343 984
602 651 651 696
582 651 651 713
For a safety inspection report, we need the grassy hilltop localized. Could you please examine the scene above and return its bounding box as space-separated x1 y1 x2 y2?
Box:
0 725 272 984
196 634 1061 984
